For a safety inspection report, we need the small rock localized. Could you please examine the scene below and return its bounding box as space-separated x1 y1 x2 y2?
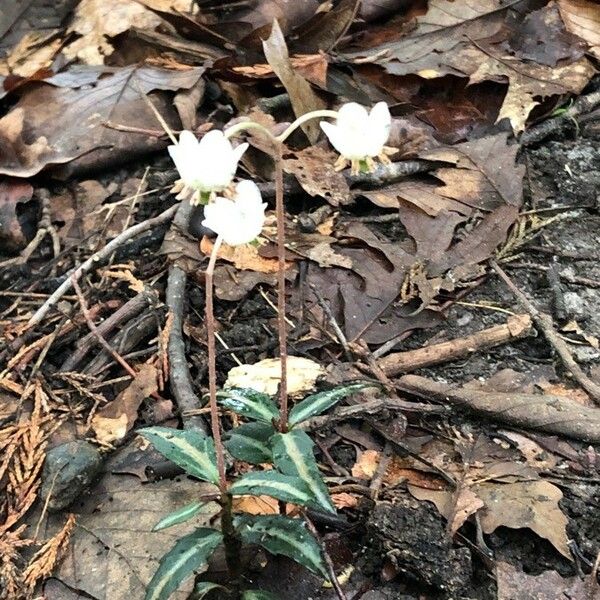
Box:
41 441 103 511
562 292 586 321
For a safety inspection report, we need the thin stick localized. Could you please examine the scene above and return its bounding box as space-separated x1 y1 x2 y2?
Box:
490 260 600 405
71 278 137 380
274 142 289 429
27 204 179 328
205 235 227 491
304 515 348 600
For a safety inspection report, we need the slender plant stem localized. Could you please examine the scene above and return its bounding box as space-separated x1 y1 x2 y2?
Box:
205 234 227 491
223 109 338 144
274 142 289 430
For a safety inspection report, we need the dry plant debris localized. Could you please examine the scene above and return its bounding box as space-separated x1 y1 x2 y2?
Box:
1 0 600 598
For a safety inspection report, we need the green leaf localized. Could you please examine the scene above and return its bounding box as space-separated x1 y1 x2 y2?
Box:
288 383 375 426
218 388 279 423
230 471 319 509
236 514 327 578
193 582 227 599
225 422 275 465
153 501 207 531
145 528 222 600
271 430 335 513
140 427 219 485
242 591 280 600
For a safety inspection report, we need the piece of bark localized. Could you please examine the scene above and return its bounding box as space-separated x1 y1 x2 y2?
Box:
379 314 532 377
397 374 600 443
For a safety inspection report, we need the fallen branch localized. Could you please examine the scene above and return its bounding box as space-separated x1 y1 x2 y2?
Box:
27 204 179 328
299 397 443 431
378 314 532 377
166 201 208 433
346 160 431 187
491 260 600 405
60 291 154 372
397 374 600 443
520 88 600 146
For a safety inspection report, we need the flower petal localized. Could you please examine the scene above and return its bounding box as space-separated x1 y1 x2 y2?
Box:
365 102 392 156
202 180 266 246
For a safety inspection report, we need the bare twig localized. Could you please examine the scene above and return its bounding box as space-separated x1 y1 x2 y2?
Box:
491 260 600 404
61 291 153 372
71 278 137 380
378 314 532 376
309 283 351 361
275 142 289 429
304 515 348 600
27 204 179 328
369 442 392 501
398 374 600 443
165 200 209 431
521 88 600 146
205 235 227 492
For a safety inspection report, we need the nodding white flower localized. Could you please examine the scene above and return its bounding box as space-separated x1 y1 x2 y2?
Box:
202 180 266 246
320 102 393 174
168 130 248 203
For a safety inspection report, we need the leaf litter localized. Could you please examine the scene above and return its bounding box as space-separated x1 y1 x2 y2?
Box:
1 0 600 598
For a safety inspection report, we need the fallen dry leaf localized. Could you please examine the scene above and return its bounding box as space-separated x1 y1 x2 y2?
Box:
342 0 595 132
475 480 571 559
263 20 327 143
496 561 598 600
0 178 33 253
92 364 158 445
225 357 325 398
0 65 205 178
200 236 283 274
351 449 380 480
233 494 279 515
331 492 360 509
50 443 219 600
63 0 192 65
558 0 600 60
4 30 62 77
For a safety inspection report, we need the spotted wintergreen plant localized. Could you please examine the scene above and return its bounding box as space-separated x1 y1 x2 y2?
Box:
139 381 374 600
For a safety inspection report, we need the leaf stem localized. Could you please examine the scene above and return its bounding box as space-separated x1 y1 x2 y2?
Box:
274 142 288 430
223 109 338 143
205 234 227 491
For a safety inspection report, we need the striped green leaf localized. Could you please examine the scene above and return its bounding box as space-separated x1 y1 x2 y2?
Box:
217 388 279 423
242 591 280 600
236 514 327 578
193 582 227 598
271 430 335 513
153 501 207 532
225 422 274 465
145 528 222 600
288 383 375 426
140 427 219 485
230 471 318 509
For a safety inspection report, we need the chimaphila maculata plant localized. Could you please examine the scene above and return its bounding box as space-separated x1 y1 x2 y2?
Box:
139 100 391 600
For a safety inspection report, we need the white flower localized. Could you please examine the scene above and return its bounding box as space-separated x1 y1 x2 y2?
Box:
202 180 266 246
168 129 248 196
320 102 393 174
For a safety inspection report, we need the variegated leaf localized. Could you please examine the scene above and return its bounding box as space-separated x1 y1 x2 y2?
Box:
288 383 375 426
236 514 327 578
230 471 318 509
140 427 219 485
194 582 227 598
153 501 207 531
224 422 274 465
217 388 279 423
145 528 222 600
242 590 280 600
271 430 335 513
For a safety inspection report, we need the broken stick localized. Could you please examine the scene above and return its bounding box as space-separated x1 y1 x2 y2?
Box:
378 314 532 377
491 260 600 405
397 374 600 443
